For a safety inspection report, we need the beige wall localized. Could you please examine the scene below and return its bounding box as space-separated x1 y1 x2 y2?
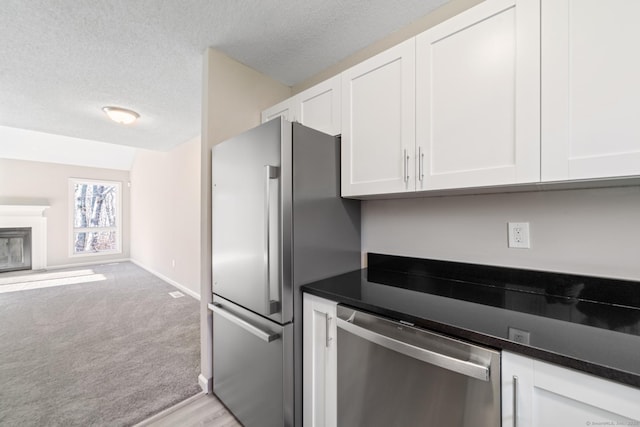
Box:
199 48 291 388
0 158 130 267
292 0 483 94
362 186 640 281
129 136 201 297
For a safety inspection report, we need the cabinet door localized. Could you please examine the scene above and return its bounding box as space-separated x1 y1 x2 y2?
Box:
341 39 416 197
416 0 540 191
303 294 337 427
262 98 293 123
541 0 640 181
295 76 341 136
502 352 640 427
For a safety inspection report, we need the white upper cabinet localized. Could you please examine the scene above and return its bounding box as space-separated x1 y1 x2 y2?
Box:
265 0 639 198
261 76 341 136
416 0 540 191
341 39 416 197
541 0 640 181
502 352 640 426
295 75 341 136
262 98 293 123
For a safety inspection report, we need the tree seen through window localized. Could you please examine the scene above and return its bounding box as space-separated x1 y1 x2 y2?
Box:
72 180 120 254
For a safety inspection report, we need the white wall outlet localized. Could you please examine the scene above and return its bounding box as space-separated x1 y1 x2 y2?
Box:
508 327 531 345
171 259 176 268
508 222 531 249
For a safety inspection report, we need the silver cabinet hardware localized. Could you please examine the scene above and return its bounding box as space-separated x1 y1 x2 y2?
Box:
513 375 519 427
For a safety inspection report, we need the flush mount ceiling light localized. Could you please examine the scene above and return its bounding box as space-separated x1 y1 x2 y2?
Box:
102 106 140 125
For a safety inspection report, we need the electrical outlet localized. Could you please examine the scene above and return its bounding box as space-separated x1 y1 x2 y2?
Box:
508 327 531 345
508 222 530 249
171 259 176 268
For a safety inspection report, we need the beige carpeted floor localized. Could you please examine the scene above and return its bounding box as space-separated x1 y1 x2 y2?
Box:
0 262 201 426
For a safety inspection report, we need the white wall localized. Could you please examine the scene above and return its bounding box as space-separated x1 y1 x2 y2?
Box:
0 158 131 267
129 136 201 297
362 186 640 281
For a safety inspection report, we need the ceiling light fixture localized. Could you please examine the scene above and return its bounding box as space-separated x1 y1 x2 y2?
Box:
102 106 140 125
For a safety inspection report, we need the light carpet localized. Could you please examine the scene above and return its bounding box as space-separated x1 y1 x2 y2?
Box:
0 262 200 426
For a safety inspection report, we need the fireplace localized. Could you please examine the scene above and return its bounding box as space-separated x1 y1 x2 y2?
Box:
0 204 49 271
0 228 32 273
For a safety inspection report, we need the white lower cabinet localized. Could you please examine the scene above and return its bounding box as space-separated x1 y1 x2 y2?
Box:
502 352 640 427
303 293 337 427
303 311 640 427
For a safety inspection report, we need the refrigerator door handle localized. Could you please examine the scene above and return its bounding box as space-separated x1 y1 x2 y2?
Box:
209 303 281 343
264 165 280 315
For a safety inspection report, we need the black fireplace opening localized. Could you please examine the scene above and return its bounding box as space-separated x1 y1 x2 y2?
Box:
0 227 32 273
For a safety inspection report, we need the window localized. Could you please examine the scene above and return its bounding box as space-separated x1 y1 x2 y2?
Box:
70 179 121 256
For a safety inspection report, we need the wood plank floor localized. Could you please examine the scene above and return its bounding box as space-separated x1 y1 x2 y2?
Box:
136 392 242 427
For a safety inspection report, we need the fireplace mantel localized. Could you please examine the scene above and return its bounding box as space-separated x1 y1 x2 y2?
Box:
0 204 49 270
0 205 50 216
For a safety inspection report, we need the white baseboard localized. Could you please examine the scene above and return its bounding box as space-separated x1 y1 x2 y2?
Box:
198 374 212 394
129 259 200 300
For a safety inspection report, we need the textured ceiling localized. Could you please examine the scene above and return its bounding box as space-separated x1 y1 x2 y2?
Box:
0 0 448 150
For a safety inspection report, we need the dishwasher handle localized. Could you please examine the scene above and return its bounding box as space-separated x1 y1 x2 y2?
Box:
337 317 490 382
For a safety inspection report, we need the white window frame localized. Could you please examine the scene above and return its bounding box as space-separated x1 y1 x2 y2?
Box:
69 178 122 257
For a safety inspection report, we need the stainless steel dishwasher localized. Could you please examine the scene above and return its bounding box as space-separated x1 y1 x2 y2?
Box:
336 305 500 427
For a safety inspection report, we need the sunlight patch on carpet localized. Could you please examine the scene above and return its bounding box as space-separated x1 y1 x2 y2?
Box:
0 273 106 294
0 269 97 286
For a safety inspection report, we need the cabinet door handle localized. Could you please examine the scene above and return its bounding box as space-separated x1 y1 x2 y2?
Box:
403 149 409 183
418 146 424 183
513 375 518 427
325 313 332 348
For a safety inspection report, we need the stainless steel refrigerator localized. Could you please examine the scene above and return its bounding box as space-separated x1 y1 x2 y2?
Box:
210 118 361 427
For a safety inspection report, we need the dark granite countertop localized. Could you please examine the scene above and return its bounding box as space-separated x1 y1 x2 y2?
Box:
301 253 640 388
